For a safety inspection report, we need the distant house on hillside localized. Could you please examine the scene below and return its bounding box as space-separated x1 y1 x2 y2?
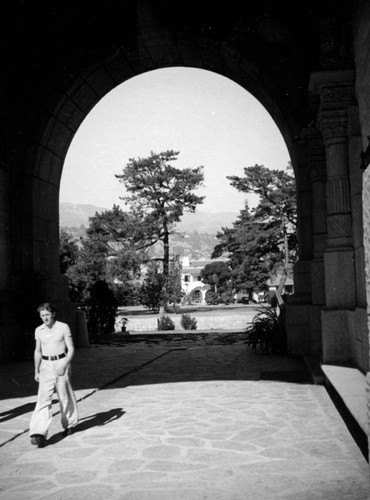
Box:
180 256 211 304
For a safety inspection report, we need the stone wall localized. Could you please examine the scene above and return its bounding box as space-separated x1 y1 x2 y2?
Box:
353 0 370 463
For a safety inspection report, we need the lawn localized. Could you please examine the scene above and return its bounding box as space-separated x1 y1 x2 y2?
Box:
116 303 263 333
118 302 261 318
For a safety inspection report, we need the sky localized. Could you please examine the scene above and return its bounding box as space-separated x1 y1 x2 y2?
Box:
60 67 290 214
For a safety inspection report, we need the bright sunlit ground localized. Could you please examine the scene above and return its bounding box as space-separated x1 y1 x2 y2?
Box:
119 303 263 318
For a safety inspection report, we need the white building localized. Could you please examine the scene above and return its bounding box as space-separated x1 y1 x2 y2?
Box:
180 256 210 304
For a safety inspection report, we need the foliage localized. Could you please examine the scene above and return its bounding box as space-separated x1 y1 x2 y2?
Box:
61 226 226 262
65 231 107 306
86 205 147 281
63 229 122 339
76 151 205 312
200 261 232 299
115 150 205 280
219 287 234 305
85 280 118 339
65 209 141 307
139 263 166 312
180 313 197 330
245 305 286 354
212 209 271 296
200 261 231 285
163 256 182 312
227 164 296 228
111 282 141 306
205 290 218 305
213 164 297 300
59 229 79 274
157 315 175 330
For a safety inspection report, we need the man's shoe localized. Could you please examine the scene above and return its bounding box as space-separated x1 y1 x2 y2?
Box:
30 435 38 445
62 427 74 437
30 434 46 447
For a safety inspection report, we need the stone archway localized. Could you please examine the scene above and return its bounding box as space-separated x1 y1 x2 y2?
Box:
3 31 306 359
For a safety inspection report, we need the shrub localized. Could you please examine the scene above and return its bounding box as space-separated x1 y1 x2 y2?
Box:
219 290 234 304
86 280 118 339
157 315 175 330
180 313 197 330
140 264 166 312
245 305 286 354
112 282 141 306
205 290 218 305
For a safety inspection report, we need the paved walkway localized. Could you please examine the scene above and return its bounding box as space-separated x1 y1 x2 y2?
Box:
0 332 369 499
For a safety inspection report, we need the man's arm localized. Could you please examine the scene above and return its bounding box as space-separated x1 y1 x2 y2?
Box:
34 338 42 382
57 325 75 376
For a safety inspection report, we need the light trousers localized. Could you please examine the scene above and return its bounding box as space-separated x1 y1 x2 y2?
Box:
29 359 79 437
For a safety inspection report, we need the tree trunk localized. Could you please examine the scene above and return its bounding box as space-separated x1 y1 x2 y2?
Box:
163 227 170 279
161 222 170 313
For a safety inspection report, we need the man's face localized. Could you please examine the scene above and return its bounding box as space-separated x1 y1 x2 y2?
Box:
39 309 55 327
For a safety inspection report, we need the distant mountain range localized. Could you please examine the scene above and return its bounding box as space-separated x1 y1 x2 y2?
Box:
60 202 238 234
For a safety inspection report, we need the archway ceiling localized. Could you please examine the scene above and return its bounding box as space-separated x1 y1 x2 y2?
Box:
7 1 354 141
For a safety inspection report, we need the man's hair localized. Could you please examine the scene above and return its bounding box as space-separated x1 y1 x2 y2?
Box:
37 302 57 314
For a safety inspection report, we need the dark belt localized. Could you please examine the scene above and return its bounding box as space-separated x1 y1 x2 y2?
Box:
42 353 66 361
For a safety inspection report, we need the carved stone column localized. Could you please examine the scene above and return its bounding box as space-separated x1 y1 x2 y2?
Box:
309 70 356 364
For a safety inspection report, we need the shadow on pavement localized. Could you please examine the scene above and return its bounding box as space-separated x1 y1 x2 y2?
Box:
0 402 35 422
0 398 59 422
45 408 126 447
0 333 309 403
74 408 126 433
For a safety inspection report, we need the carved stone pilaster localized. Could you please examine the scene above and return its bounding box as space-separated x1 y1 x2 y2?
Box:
309 71 355 249
320 111 348 147
309 138 327 236
303 128 327 182
301 128 327 258
321 84 355 108
327 177 350 213
308 70 356 322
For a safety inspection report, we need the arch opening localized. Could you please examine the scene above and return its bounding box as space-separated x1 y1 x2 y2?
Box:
3 32 307 362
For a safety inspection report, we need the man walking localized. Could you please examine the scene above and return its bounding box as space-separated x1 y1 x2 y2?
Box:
29 302 79 447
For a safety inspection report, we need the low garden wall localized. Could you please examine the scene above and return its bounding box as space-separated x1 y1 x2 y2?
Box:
116 315 251 333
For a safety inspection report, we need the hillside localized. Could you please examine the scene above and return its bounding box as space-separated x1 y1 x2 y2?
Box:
60 202 238 259
60 202 237 234
59 202 109 228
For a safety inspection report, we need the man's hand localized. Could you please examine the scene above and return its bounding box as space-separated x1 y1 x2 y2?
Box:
57 364 67 376
34 372 40 382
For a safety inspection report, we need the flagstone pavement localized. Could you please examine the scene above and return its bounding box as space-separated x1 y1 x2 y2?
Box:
0 331 369 500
